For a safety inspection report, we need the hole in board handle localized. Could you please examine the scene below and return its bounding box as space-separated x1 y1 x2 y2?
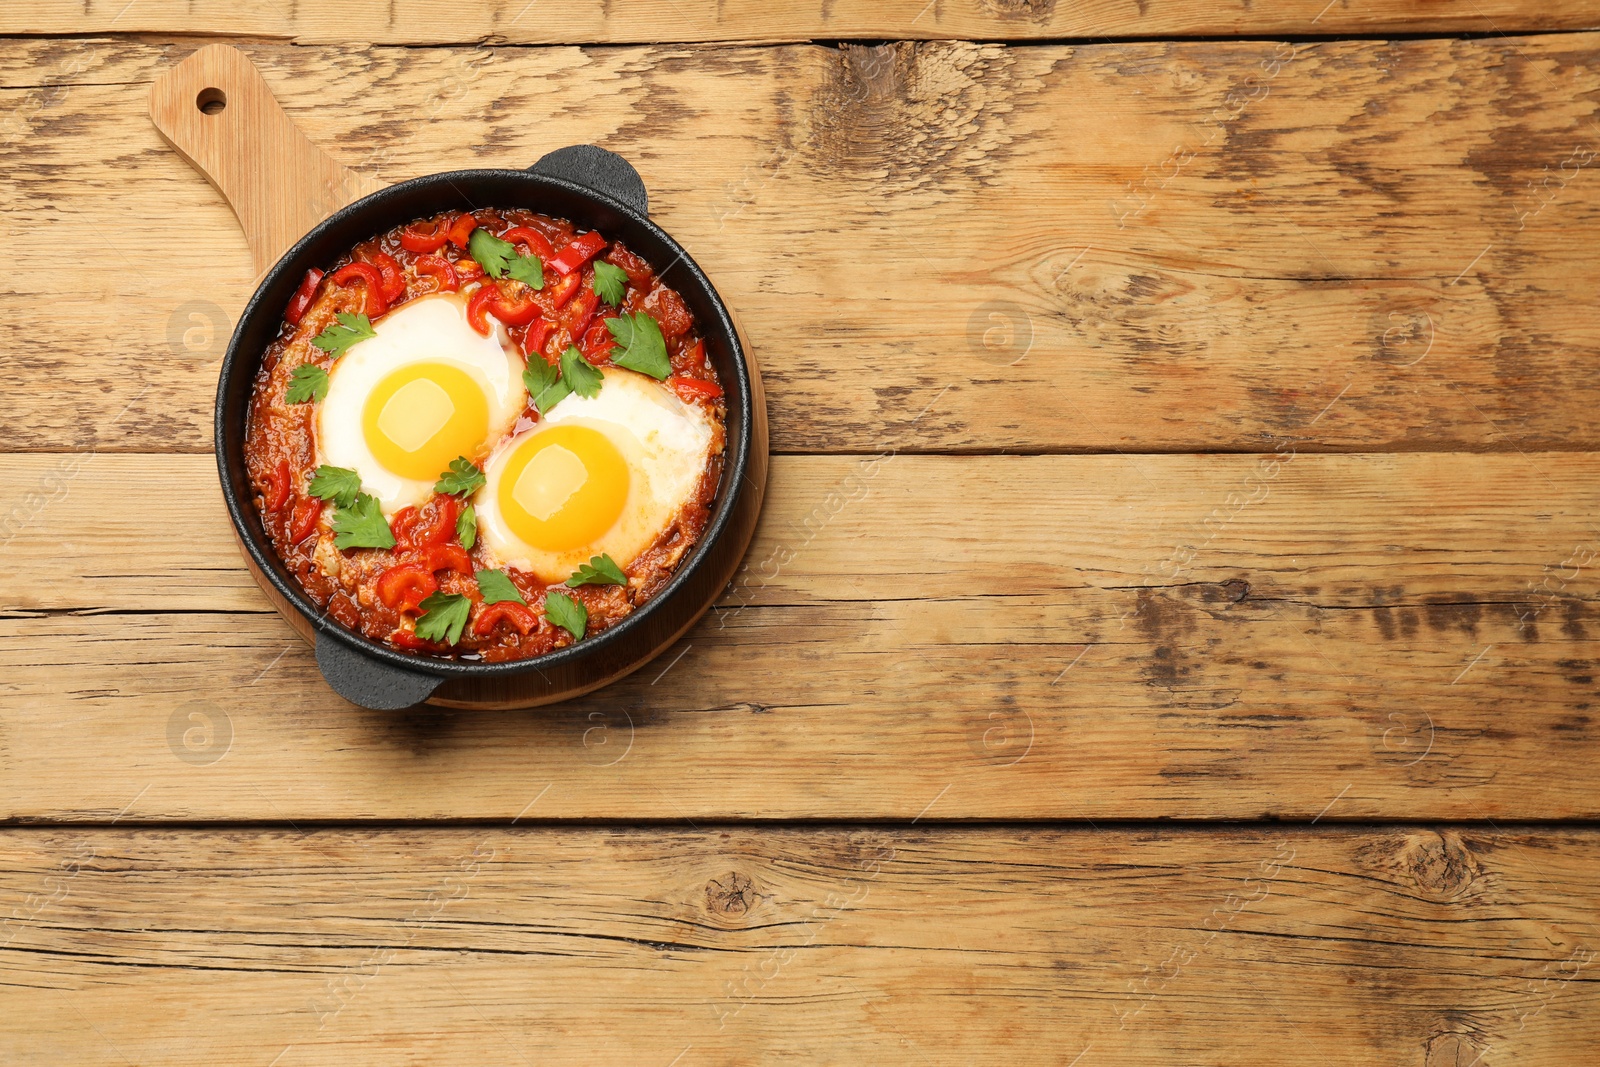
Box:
197 87 227 115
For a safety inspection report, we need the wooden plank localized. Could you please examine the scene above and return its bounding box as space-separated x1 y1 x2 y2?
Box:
4 0 1596 42
4 451 1599 821
7 35 1600 454
1 826 1595 1064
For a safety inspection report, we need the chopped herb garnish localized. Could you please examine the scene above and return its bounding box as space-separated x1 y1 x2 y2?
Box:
476 568 525 605
523 358 571 415
507 253 545 291
414 592 471 645
522 347 602 414
286 364 329 404
469 230 545 288
468 229 516 278
543 589 587 641
311 311 376 358
560 345 604 399
605 312 670 380
434 457 486 497
591 261 628 306
307 465 363 509
566 553 627 587
457 503 477 550
330 492 396 550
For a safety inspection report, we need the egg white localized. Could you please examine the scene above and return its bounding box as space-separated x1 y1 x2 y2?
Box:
317 293 526 516
477 367 717 583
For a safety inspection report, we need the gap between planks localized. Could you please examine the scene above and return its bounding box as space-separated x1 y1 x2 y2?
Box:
7 27 1600 46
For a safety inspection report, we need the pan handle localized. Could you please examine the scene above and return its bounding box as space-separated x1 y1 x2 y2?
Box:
315 632 443 711
530 145 649 218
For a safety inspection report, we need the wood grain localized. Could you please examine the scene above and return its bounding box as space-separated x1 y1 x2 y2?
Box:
148 44 382 274
8 6 1599 1058
4 0 1597 42
5 451 1599 821
6 34 1600 453
1 826 1595 1065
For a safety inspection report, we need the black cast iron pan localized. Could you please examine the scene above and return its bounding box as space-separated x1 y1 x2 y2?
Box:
151 45 767 711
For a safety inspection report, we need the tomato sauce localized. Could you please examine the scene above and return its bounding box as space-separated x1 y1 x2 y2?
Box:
244 209 726 662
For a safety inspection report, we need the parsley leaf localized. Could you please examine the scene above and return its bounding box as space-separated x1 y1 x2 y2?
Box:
434 457 486 497
414 592 471 645
560 345 604 399
566 553 627 587
506 253 545 291
543 589 587 641
469 229 516 279
476 568 525 605
457 504 477 550
605 312 670 380
307 465 363 509
311 311 376 358
592 261 627 305
523 359 571 415
331 493 396 550
286 364 328 404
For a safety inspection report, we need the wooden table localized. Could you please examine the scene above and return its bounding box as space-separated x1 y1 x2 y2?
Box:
5 3 1600 1062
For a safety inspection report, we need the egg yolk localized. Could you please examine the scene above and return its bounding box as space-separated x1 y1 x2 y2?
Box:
498 424 630 552
361 362 490 480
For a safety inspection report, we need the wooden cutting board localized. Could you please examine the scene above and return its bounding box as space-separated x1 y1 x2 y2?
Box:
149 43 384 274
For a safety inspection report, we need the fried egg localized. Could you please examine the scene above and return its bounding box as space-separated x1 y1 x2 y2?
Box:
318 293 526 515
477 368 717 584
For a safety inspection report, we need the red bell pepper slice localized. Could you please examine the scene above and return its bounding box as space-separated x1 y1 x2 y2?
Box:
567 289 599 338
389 495 457 552
545 270 581 309
548 230 607 276
469 283 542 334
290 498 325 542
390 629 444 651
330 262 389 319
492 286 542 326
466 285 497 336
425 543 473 576
285 268 324 326
448 214 479 250
377 563 439 612
388 505 421 550
264 458 292 513
669 375 724 402
579 321 615 365
369 252 407 302
512 317 553 361
503 226 555 259
415 255 459 293
415 496 459 548
472 600 538 637
399 220 451 253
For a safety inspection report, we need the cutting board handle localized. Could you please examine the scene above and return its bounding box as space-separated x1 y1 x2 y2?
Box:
149 44 382 275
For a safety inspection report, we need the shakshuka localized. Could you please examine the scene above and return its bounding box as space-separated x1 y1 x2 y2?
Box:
244 209 726 662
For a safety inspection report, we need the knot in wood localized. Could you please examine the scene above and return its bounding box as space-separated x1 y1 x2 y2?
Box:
980 0 1057 22
1424 1032 1486 1067
706 872 756 918
1402 831 1477 899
